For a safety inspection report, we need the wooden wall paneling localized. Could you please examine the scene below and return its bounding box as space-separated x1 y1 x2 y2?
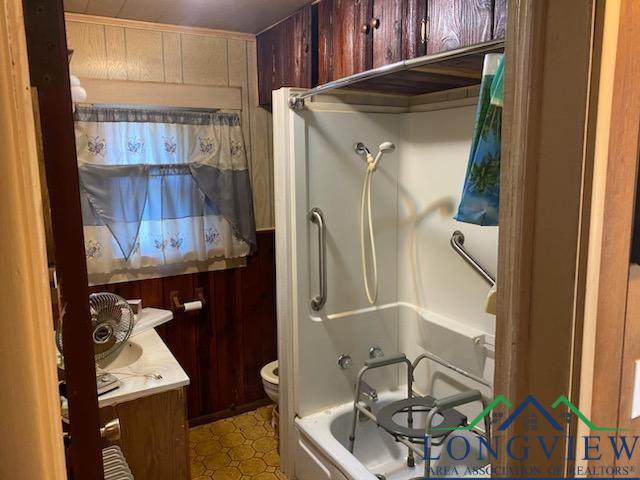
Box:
284 6 313 89
209 269 241 410
373 0 403 68
193 271 221 414
181 34 229 86
115 388 190 480
139 277 164 307
493 0 507 39
160 275 201 417
238 232 278 403
80 78 242 110
228 39 252 168
162 32 183 84
104 25 127 80
317 0 334 84
248 41 275 229
256 27 276 106
402 0 427 60
66 21 108 78
426 0 493 54
124 28 163 81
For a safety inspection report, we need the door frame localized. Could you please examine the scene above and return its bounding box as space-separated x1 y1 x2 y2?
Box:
22 0 104 478
0 0 66 478
495 0 603 472
578 0 640 472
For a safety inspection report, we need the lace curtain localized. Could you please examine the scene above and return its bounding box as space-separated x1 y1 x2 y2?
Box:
75 106 256 277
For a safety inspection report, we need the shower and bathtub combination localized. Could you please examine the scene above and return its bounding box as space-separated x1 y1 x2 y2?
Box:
274 73 499 479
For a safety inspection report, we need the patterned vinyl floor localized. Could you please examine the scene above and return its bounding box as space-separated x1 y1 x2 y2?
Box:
189 405 287 480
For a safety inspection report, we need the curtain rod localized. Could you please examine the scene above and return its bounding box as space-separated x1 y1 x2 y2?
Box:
288 39 505 110
76 103 225 113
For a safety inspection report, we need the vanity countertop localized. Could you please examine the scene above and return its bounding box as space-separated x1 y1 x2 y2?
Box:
96 326 190 408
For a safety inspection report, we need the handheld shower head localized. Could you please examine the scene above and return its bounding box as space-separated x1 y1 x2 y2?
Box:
372 141 396 168
378 141 395 154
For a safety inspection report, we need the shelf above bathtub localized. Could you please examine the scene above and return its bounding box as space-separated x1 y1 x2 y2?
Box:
288 40 505 110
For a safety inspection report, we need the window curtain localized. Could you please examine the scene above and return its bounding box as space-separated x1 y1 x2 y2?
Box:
74 106 256 275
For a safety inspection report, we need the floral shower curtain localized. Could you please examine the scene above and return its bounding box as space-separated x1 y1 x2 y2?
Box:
74 106 256 276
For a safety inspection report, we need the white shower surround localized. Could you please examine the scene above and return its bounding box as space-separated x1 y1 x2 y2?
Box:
273 88 498 478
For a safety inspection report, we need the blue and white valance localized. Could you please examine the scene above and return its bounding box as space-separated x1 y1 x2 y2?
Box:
75 106 256 276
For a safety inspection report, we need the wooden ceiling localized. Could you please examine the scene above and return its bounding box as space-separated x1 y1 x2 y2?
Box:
63 0 313 34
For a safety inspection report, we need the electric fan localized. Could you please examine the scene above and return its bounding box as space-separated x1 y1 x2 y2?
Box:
56 292 135 363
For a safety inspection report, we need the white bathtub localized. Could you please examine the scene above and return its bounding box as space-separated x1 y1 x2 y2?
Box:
295 390 490 480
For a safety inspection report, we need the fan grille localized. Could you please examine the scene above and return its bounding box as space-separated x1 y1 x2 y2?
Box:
56 292 135 363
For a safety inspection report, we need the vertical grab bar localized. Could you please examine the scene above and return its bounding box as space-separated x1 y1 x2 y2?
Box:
309 208 327 311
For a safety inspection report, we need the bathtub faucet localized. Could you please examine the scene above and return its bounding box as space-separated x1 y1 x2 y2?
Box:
360 381 378 402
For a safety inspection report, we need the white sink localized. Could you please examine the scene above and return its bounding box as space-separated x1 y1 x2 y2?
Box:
97 340 143 370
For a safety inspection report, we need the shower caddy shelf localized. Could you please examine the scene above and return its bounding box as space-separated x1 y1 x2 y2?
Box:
288 39 505 111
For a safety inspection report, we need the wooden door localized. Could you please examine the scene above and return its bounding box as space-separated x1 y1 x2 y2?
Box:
372 0 403 67
493 0 507 39
318 0 374 83
401 0 427 60
426 0 493 54
22 0 103 478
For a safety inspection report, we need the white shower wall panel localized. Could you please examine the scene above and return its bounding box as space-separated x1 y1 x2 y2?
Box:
397 105 498 410
296 110 401 417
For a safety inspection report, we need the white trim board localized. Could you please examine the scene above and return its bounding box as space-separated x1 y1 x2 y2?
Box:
79 78 243 110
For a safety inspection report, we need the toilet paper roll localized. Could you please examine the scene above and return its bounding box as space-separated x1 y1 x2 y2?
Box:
183 300 203 312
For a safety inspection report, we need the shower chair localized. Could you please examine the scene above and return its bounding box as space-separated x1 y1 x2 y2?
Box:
348 352 491 479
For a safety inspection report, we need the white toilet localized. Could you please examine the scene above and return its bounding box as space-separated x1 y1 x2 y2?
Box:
260 360 279 404
260 360 279 432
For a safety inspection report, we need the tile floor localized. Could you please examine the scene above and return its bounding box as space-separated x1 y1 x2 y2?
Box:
189 404 286 480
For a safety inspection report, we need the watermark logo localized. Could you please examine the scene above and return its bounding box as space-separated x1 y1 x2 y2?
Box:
423 394 636 478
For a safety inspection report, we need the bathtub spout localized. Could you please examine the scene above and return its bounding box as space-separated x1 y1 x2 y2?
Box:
360 381 378 402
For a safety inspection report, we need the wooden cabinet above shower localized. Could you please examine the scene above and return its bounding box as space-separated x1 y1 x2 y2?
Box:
316 0 506 83
257 5 316 106
255 0 507 104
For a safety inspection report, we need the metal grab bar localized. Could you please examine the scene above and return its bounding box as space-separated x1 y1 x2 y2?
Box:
450 231 496 286
309 208 327 310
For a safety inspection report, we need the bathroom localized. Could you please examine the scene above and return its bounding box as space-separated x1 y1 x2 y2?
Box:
1 0 635 480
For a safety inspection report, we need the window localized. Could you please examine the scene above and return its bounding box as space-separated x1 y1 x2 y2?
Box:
75 106 256 281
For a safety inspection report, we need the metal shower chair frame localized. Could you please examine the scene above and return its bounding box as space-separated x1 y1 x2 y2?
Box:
348 351 492 478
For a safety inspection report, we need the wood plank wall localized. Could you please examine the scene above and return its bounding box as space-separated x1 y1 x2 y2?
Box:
89 231 277 423
65 14 275 229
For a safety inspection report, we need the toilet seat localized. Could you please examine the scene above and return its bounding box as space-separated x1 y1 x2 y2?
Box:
376 395 466 440
260 360 279 385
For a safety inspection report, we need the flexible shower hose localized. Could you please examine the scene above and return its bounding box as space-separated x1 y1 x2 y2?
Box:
360 155 378 305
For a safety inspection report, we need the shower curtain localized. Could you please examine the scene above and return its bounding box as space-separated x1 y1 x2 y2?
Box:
74 106 256 275
454 53 504 226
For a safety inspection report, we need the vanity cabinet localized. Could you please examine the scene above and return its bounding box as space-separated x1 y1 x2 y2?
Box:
257 5 315 105
100 388 191 480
